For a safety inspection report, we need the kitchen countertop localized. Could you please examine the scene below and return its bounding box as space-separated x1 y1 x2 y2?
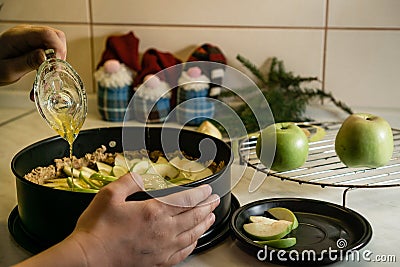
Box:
1 93 399 266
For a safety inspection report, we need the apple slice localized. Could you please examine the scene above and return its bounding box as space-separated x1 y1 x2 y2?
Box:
114 153 130 169
156 156 169 164
96 162 113 175
299 124 326 142
63 166 80 178
197 120 222 139
267 207 298 230
141 174 168 190
255 237 297 249
111 165 129 178
249 216 278 224
130 160 150 174
243 220 292 241
146 163 179 179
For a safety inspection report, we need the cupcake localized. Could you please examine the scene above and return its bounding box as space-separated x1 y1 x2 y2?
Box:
94 59 134 122
133 74 171 123
176 66 214 126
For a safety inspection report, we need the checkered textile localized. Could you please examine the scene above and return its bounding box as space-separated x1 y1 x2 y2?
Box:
176 88 214 125
176 97 214 126
133 97 170 123
133 49 183 108
187 43 226 97
97 84 132 122
177 87 209 103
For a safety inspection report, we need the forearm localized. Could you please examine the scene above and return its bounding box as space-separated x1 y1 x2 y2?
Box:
12 233 105 267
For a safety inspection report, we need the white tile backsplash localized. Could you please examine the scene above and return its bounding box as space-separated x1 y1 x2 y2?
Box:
0 0 90 23
92 0 325 27
93 26 324 80
325 30 400 109
1 0 399 110
329 0 400 28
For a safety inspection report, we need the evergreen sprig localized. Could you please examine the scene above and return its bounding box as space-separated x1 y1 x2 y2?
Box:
218 55 353 133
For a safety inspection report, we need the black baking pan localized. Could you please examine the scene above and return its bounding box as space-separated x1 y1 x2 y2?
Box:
10 126 233 252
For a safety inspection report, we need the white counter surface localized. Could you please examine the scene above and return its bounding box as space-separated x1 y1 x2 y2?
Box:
1 93 399 266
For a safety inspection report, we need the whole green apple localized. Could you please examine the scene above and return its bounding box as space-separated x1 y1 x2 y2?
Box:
335 113 394 168
256 122 309 172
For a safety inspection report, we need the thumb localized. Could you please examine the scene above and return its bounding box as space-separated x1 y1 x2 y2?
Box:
101 172 144 201
0 49 45 85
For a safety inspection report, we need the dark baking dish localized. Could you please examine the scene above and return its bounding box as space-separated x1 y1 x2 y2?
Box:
11 126 232 250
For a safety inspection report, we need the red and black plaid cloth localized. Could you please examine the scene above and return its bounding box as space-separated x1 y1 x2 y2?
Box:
133 49 182 87
134 49 183 108
186 43 227 97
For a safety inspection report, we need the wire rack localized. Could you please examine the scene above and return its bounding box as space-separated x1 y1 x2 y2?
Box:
238 122 400 206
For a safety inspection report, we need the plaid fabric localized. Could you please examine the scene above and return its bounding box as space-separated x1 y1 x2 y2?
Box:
186 43 226 97
133 96 170 123
97 84 132 122
187 43 226 64
176 97 214 125
177 87 209 104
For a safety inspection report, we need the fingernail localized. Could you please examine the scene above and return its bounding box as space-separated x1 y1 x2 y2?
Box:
211 194 220 204
199 184 212 194
209 212 216 223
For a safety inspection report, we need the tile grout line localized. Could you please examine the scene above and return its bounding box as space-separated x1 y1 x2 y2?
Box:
88 0 96 93
322 0 329 93
1 20 400 31
0 109 36 128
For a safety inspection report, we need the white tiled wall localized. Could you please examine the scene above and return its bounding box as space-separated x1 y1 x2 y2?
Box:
1 0 399 109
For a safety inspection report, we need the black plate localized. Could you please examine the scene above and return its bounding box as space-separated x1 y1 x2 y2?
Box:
8 194 240 255
230 198 372 266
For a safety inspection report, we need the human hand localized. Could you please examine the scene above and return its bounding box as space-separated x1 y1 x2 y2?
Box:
0 25 66 85
70 173 220 267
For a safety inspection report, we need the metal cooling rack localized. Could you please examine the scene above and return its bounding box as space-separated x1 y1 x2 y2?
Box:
238 122 400 206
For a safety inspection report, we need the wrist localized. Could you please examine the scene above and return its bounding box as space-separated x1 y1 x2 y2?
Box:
67 231 112 267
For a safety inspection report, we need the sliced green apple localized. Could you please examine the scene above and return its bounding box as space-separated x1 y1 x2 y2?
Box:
156 156 169 164
298 124 326 143
130 160 150 174
114 153 130 169
267 207 298 230
111 165 129 178
96 162 113 175
249 216 278 224
197 120 222 139
63 166 80 178
146 163 179 179
243 220 292 241
141 173 168 190
255 237 297 249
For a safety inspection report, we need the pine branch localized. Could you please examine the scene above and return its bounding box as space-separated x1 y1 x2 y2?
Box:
218 55 354 133
236 54 269 86
302 88 353 115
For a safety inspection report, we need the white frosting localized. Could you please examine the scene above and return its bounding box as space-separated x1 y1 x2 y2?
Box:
178 71 210 91
134 80 171 101
94 64 133 88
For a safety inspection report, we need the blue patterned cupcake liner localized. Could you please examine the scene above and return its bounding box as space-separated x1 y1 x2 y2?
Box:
177 88 209 103
133 96 170 123
176 97 214 125
97 84 132 122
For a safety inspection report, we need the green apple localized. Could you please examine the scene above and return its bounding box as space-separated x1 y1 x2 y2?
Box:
267 207 298 230
335 113 393 168
256 122 309 172
255 237 297 249
243 220 292 241
249 216 278 224
298 124 326 142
